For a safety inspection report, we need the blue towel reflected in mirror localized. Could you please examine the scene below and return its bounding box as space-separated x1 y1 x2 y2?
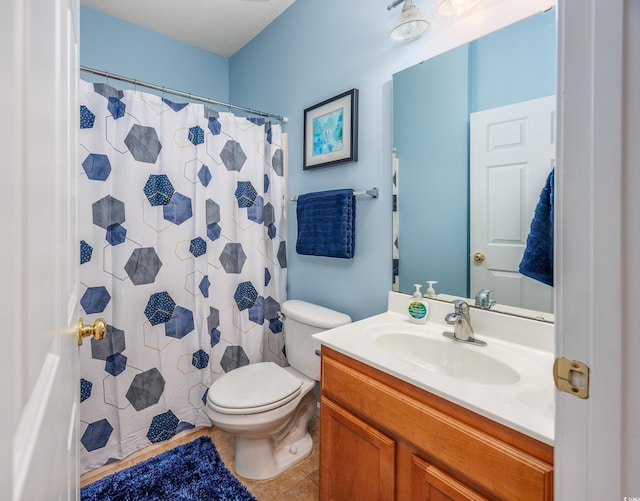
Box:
519 169 554 286
296 189 356 259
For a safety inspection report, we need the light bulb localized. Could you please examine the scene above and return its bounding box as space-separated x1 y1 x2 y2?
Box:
390 4 430 41
451 0 465 15
402 22 417 36
437 0 483 17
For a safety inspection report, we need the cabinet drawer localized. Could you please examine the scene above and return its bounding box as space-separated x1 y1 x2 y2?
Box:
412 455 490 501
322 353 553 501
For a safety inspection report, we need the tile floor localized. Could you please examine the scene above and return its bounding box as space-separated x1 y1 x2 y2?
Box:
80 416 320 501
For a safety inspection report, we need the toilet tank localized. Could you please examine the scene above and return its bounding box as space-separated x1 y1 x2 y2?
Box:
281 300 351 381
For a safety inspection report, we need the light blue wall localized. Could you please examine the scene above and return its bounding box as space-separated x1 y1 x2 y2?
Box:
80 6 229 100
470 8 556 112
393 46 470 298
230 1 554 321
230 0 427 321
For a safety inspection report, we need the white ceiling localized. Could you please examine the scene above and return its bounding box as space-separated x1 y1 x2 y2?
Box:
79 0 554 59
80 0 297 58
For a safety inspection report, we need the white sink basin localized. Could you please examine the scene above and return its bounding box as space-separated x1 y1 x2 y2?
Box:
313 296 556 444
375 332 520 385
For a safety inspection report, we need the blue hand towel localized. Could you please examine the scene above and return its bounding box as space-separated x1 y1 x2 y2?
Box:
519 169 554 286
296 189 356 259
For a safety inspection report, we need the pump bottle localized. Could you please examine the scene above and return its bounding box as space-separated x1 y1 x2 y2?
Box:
408 284 429 324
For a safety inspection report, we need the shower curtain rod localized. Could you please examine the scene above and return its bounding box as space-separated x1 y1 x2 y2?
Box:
80 66 288 123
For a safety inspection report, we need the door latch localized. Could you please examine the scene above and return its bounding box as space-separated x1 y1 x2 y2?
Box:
553 357 590 399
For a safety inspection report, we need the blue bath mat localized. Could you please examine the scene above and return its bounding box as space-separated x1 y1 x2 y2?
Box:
81 436 256 501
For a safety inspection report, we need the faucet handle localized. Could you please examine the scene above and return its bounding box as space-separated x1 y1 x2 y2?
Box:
451 299 469 316
475 289 496 309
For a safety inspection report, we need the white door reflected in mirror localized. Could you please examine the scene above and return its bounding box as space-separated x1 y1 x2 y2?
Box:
470 95 555 314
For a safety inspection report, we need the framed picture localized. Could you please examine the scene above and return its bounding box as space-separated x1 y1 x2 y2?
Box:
303 89 359 170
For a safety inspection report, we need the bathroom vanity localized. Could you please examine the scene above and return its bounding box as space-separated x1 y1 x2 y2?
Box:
314 292 555 500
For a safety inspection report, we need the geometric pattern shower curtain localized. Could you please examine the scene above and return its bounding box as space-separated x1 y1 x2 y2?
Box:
77 80 287 474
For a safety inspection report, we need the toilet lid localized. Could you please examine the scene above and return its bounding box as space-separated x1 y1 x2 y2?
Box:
208 362 302 414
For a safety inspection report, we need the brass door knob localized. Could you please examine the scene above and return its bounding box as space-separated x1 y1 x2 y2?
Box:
77 318 106 346
473 252 486 263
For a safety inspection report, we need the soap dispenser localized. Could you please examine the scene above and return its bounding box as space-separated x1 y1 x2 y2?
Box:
425 281 438 298
408 284 429 324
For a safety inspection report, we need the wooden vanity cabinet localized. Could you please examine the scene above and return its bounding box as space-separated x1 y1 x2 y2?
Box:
319 347 553 501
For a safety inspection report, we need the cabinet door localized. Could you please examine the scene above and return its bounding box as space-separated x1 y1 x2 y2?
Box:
412 455 489 501
320 397 396 501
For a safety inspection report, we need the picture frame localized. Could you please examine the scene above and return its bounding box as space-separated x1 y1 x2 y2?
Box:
303 89 359 170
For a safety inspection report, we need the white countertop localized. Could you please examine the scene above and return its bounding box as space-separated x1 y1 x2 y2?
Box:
313 292 555 445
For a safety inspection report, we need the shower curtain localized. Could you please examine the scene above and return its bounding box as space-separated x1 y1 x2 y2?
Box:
77 80 287 473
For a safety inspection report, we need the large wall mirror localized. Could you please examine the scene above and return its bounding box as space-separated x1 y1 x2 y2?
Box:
392 8 556 321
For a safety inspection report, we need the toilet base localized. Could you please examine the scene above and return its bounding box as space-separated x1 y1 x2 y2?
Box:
232 391 316 480
234 430 313 480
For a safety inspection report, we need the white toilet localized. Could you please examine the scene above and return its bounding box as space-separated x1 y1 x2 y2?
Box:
205 299 351 480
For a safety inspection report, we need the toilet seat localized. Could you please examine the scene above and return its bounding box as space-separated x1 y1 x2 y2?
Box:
207 362 302 415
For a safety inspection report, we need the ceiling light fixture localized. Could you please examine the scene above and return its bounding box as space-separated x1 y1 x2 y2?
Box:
388 0 430 42
436 0 484 17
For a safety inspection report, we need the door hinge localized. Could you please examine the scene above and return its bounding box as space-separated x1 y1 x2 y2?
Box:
553 357 590 399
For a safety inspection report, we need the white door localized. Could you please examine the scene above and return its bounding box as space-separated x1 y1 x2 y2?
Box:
556 0 638 499
0 0 81 499
469 95 555 313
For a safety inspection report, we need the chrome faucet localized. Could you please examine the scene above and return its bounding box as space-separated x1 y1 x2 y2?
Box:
475 289 496 310
443 300 487 347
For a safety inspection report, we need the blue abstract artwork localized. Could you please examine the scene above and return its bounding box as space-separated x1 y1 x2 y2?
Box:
312 108 344 156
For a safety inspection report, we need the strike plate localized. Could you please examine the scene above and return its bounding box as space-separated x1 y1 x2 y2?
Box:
553 357 589 399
